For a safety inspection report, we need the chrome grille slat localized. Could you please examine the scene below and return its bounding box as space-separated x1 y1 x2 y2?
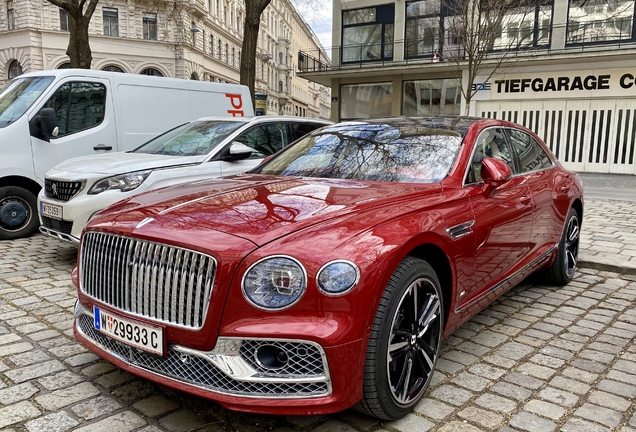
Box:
80 232 216 328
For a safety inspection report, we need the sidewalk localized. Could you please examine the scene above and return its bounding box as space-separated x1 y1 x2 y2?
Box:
579 198 636 275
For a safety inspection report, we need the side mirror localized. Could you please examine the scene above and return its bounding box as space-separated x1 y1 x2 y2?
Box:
481 157 512 193
30 108 59 142
222 142 253 161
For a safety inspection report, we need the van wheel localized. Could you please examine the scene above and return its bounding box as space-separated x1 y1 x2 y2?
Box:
356 257 443 420
0 187 39 240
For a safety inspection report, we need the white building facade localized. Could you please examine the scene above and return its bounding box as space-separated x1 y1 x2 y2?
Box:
299 0 636 174
0 0 330 118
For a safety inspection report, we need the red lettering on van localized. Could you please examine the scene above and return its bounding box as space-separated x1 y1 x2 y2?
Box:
226 93 244 116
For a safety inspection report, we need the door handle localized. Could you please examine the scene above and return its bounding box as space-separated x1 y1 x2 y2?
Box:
93 145 113 151
520 194 532 205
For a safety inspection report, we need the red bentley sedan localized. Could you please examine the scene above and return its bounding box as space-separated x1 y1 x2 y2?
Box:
72 117 583 420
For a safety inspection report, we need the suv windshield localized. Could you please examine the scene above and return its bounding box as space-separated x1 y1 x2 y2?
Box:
0 76 54 128
133 120 247 156
255 123 463 183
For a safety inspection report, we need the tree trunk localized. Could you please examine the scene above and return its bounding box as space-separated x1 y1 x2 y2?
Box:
67 15 92 68
240 0 271 107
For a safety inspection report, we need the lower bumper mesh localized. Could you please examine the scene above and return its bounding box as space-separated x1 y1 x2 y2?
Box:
76 314 330 398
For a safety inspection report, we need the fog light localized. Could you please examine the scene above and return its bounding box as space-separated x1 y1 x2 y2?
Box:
256 344 289 370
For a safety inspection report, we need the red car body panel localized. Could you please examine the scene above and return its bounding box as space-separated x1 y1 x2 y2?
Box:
72 118 583 415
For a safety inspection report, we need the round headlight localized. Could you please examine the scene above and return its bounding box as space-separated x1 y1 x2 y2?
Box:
317 260 360 295
242 256 306 310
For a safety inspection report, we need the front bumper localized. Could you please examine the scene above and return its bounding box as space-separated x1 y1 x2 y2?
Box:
73 301 361 414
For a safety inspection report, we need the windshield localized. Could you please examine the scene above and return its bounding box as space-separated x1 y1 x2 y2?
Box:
254 123 463 183
0 76 54 128
133 120 247 156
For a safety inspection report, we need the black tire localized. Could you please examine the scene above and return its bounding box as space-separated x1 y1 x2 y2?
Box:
356 256 444 420
0 186 40 240
542 207 580 286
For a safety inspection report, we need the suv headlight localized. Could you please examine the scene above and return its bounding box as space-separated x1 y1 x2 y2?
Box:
88 170 151 195
242 256 306 310
317 260 360 295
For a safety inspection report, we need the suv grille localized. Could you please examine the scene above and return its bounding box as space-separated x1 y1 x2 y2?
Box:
80 232 216 329
41 216 73 235
45 179 84 202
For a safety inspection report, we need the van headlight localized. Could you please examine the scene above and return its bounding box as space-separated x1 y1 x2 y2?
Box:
242 256 306 310
317 260 360 295
88 170 151 194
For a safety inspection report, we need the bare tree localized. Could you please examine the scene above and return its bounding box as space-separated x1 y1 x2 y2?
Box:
440 0 539 114
240 0 272 106
45 0 100 68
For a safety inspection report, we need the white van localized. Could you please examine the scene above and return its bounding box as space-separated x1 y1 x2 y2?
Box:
0 69 253 240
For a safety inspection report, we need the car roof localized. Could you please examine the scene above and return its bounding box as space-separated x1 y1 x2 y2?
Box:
195 115 333 125
336 116 486 136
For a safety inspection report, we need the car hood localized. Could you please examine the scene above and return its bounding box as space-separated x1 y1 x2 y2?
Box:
89 174 442 246
48 152 205 179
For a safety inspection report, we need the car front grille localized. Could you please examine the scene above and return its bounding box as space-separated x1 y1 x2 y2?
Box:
76 314 330 397
80 232 216 329
45 179 84 202
40 216 73 235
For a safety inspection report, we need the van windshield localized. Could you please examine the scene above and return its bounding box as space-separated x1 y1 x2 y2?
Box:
0 76 54 128
133 120 247 156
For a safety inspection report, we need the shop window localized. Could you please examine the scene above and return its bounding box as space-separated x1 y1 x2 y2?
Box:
102 65 124 73
143 13 157 40
60 8 69 31
567 0 634 44
402 79 461 116
103 8 119 37
140 68 163 77
341 4 394 63
340 82 393 120
44 82 106 137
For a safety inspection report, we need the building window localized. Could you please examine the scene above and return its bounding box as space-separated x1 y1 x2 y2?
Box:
143 13 157 40
210 35 214 55
140 67 163 77
217 40 222 59
59 8 69 31
232 47 235 66
340 82 393 120
103 8 119 37
488 0 553 50
225 43 229 62
58 62 71 69
7 1 14 30
190 72 199 80
402 79 461 116
342 5 394 63
102 65 125 73
405 0 441 57
7 60 21 79
567 0 634 44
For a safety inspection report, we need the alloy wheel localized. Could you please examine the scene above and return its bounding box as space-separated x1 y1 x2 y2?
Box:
386 277 442 405
564 214 580 278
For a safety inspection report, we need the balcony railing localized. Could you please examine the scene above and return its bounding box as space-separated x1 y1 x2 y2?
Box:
298 22 636 73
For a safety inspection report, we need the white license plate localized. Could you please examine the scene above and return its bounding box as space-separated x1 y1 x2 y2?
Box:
40 201 63 220
93 306 164 356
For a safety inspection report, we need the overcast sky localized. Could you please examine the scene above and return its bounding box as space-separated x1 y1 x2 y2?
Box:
294 1 333 53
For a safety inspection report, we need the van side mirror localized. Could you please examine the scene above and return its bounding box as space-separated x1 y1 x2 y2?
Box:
29 108 59 142
221 142 253 161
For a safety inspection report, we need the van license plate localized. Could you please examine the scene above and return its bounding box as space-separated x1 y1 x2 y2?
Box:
93 306 164 356
40 202 63 220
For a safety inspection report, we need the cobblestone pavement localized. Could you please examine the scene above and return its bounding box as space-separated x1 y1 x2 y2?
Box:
0 198 635 432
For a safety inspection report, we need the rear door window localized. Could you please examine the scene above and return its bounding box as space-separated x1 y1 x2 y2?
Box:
505 129 553 173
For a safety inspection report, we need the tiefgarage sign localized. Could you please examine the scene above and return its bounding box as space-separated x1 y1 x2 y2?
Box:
475 68 636 100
